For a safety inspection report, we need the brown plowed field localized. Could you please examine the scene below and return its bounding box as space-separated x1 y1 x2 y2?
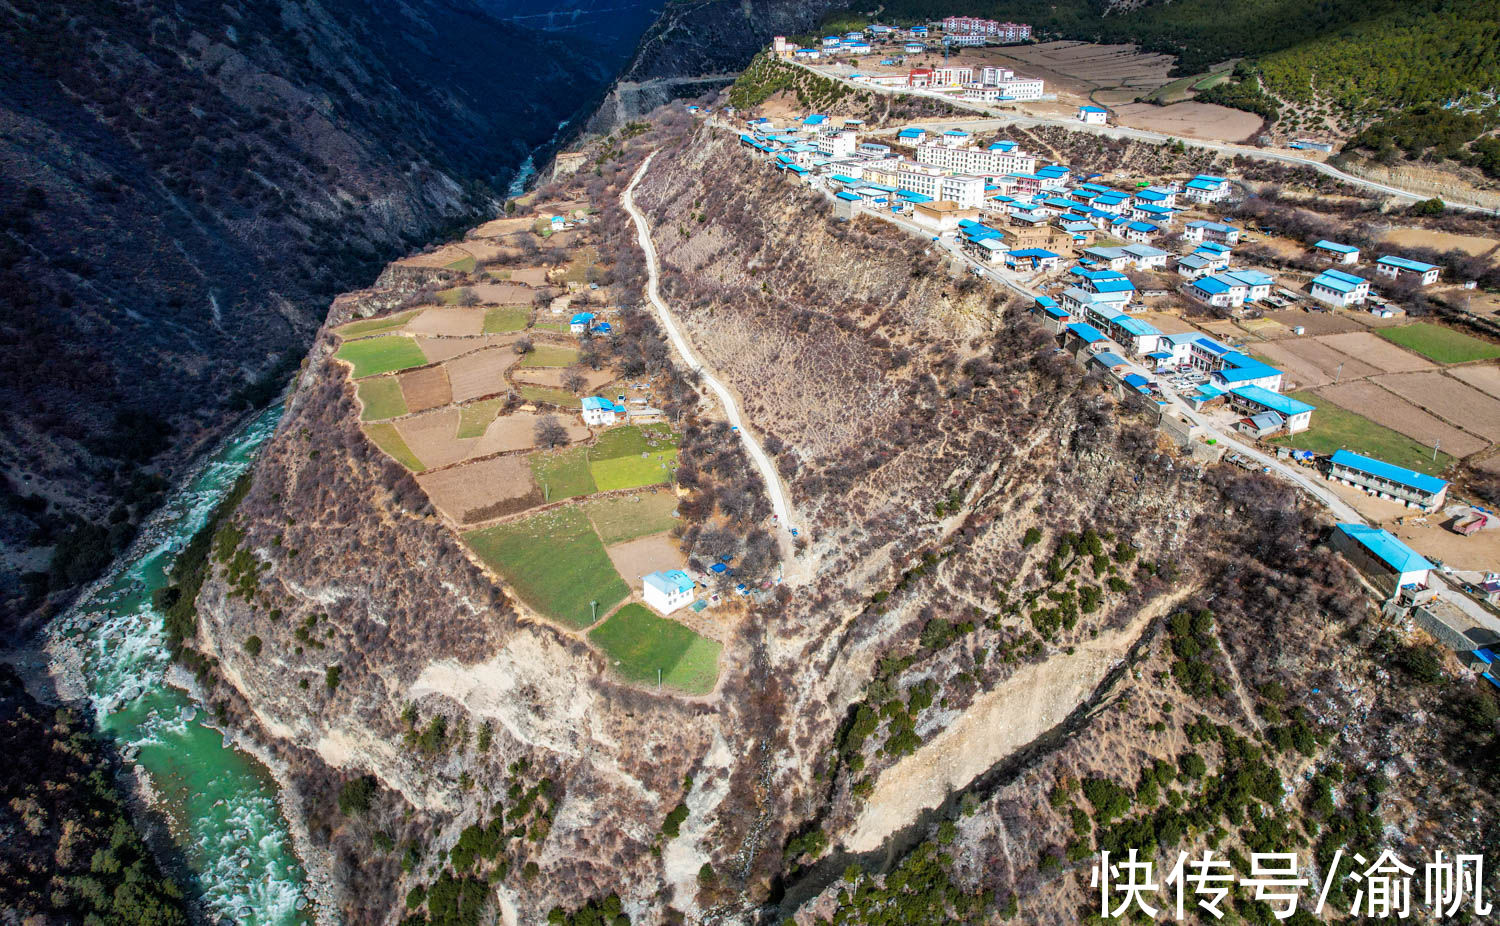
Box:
1252 343 1336 389
508 267 550 286
408 307 485 337
472 282 536 304
396 408 476 469
1280 339 1382 382
417 455 538 524
447 347 520 403
415 336 482 363
399 365 452 413
1314 332 1433 373
1372 372 1500 443
1451 364 1500 400
1316 382 1488 457
471 412 588 457
513 367 617 392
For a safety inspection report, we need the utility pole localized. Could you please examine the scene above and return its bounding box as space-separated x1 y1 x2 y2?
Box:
590 599 598 623
1433 439 1441 462
1333 361 1344 384
657 668 663 689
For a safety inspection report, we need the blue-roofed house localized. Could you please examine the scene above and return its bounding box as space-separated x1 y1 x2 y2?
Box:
1124 221 1159 243
1063 321 1107 354
1310 268 1370 307
582 396 627 427
1004 248 1061 271
1312 240 1360 265
1329 450 1449 510
1090 350 1128 372
1376 255 1441 286
570 311 596 334
1175 254 1216 279
1226 384 1309 430
1331 524 1434 595
1078 105 1108 124
643 569 696 614
1182 174 1230 204
1224 269 1274 302
1184 220 1240 245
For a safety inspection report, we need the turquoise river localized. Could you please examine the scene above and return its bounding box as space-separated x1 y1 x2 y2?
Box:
50 404 313 923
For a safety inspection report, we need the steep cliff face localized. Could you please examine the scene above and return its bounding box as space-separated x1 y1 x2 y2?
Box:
0 0 640 635
586 0 847 131
194 119 1497 924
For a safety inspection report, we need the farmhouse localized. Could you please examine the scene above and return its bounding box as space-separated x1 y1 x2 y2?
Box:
1312 240 1360 264
643 569 696 614
1376 255 1441 286
1181 175 1230 204
1183 220 1240 245
570 311 596 333
1329 450 1449 511
1309 268 1370 308
1330 523 1433 597
1004 248 1060 272
1226 385 1312 432
1077 105 1108 125
582 396 626 427
1187 274 1248 309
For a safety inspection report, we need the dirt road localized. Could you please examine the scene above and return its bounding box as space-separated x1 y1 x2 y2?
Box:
622 154 801 574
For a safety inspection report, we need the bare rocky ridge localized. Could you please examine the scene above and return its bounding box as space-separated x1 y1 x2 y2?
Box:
193 116 1500 924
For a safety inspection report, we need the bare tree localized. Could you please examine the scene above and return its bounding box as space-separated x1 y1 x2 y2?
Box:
534 415 569 448
562 367 587 394
456 287 479 307
514 336 534 355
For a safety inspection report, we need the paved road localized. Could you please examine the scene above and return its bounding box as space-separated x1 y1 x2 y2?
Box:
622 154 801 570
789 60 1498 215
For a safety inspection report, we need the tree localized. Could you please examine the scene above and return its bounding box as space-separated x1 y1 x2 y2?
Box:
562 367 587 394
456 287 479 307
514 336 534 355
242 635 262 657
534 415 569 448
338 775 377 817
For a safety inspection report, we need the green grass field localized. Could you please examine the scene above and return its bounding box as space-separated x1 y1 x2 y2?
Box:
334 336 428 378
464 508 627 629
456 399 504 438
334 310 417 339
356 377 407 421
519 385 581 409
585 490 680 545
588 604 720 695
560 247 598 285
529 447 598 501
483 306 529 334
1377 323 1500 364
588 425 680 492
363 423 425 472
444 255 476 273
1269 391 1454 475
532 319 571 333
519 345 579 368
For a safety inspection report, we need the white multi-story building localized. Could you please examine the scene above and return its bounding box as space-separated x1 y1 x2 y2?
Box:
815 129 857 158
914 142 1037 177
897 162 985 208
931 66 974 87
1181 174 1230 203
1309 268 1370 307
941 16 1031 41
643 570 696 614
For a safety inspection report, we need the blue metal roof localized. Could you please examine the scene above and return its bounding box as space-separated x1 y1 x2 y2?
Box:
1091 278 1135 294
1093 351 1127 367
1066 322 1106 343
570 312 595 324
1315 240 1358 253
644 569 696 596
1335 523 1435 574
1230 385 1312 416
1378 255 1439 273
1330 450 1448 495
1193 277 1233 295
1124 373 1150 388
1009 248 1058 258
835 191 861 201
1311 271 1362 294
1113 315 1160 337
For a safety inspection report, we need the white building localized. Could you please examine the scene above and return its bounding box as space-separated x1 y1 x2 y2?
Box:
643 569 696 614
815 129 858 158
1376 255 1441 286
914 142 1038 177
1329 450 1449 511
1331 523 1433 596
1182 220 1240 245
1312 240 1360 264
581 396 625 427
1181 175 1230 204
1077 105 1108 124
1309 268 1370 307
897 162 985 208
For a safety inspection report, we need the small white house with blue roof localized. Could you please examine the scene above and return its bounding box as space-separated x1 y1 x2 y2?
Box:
581 396 626 427
1331 523 1433 595
1077 105 1108 125
1312 240 1360 264
643 569 696 614
570 311 596 334
1309 268 1370 307
1376 255 1441 286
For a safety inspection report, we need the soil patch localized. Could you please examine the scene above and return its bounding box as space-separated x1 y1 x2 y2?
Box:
1111 101 1262 143
1313 332 1434 373
395 408 476 469
473 412 588 458
472 282 536 304
512 367 617 392
1450 365 1500 400
418 455 539 524
447 347 520 403
605 533 687 592
1315 382 1487 457
1371 372 1500 443
1382 227 1499 258
407 307 486 338
399 365 452 414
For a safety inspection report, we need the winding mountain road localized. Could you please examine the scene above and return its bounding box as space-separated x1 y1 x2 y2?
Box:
622 154 801 571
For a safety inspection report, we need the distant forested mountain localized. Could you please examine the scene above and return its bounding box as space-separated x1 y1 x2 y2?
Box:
0 0 649 636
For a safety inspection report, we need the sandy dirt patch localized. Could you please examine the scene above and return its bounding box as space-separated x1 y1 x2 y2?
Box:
1279 338 1383 382
845 593 1185 853
399 365 452 414
472 412 588 457
446 347 521 403
1314 332 1435 373
1371 372 1500 443
455 240 510 264
979 41 1174 95
605 533 687 591
1252 342 1337 389
396 244 472 269
1263 310 1369 336
1450 364 1500 400
1316 382 1488 457
1112 101 1263 143
396 408 476 470
508 267 550 286
512 367 617 392
415 336 482 363
469 216 534 238
1133 312 1199 335
473 282 538 304
408 307 486 337
417 455 538 524
1382 227 1499 258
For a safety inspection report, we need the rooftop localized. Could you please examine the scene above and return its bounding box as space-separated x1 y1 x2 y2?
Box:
1230 384 1313 416
1314 240 1359 253
1335 523 1435 574
1330 450 1448 495
1378 255 1440 273
644 569 696 595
